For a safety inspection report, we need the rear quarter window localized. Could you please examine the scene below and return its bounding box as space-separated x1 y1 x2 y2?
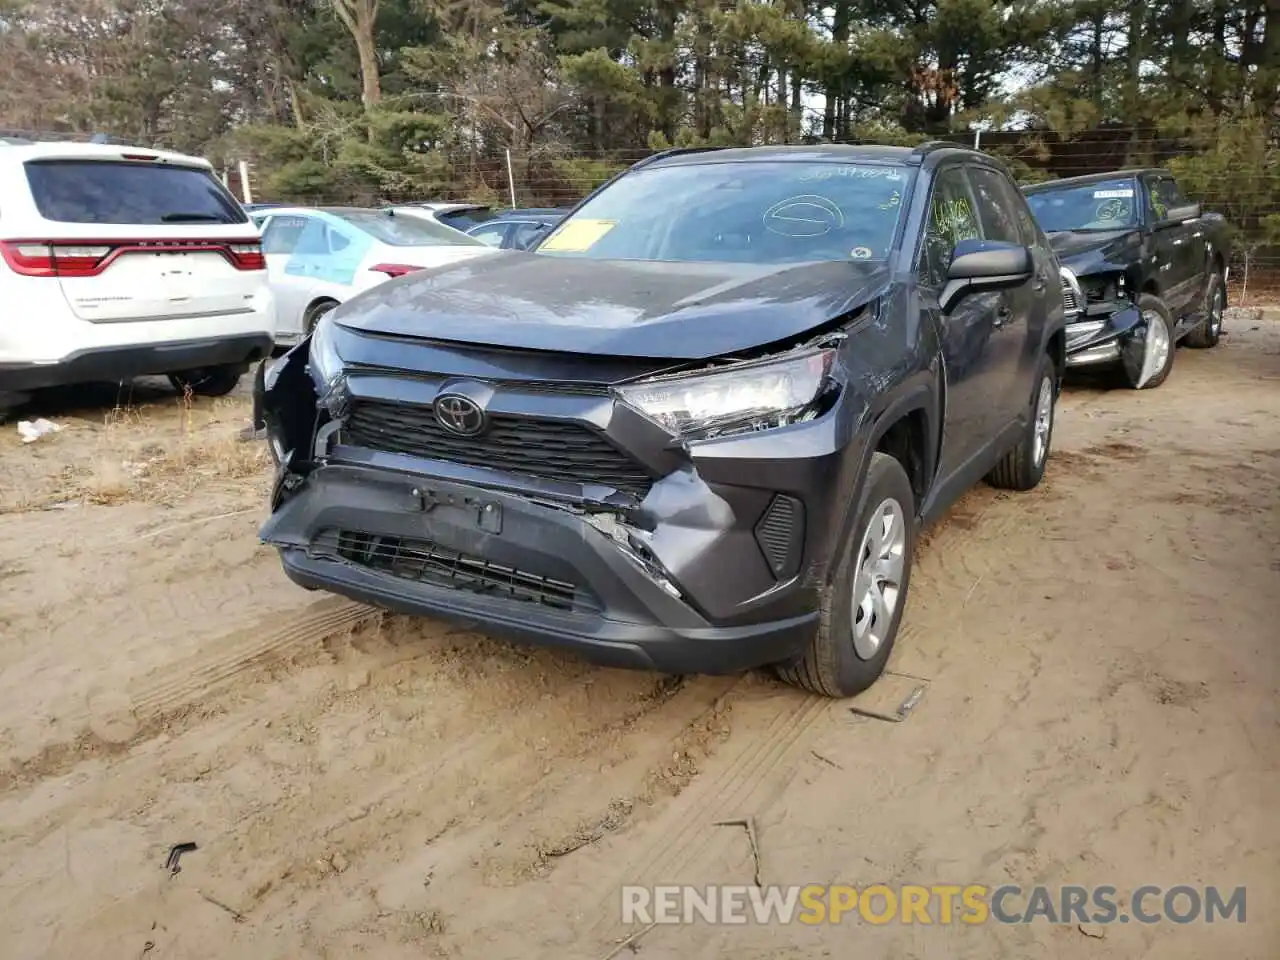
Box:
24 160 248 225
438 208 495 228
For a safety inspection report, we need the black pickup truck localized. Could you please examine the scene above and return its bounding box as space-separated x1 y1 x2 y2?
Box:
1023 169 1230 389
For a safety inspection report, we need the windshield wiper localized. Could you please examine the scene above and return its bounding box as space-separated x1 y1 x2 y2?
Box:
161 212 229 223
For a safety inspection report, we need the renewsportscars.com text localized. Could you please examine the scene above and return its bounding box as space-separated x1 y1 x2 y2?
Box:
621 884 1247 926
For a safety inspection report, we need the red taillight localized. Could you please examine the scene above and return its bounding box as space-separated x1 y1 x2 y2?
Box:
369 263 425 278
0 239 266 276
227 242 266 271
0 241 110 277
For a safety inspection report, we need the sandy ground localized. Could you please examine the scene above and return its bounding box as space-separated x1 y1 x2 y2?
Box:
0 311 1277 959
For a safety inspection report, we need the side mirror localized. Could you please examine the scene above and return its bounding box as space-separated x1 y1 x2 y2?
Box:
940 239 1034 312
1160 202 1201 227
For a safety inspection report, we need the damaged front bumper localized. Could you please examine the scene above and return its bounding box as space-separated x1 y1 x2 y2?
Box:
1064 302 1146 379
254 339 839 675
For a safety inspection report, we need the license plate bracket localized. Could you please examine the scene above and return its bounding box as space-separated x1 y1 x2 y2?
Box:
410 485 503 534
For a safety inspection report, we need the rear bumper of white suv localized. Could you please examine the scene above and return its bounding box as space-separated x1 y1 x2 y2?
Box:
0 281 276 395
0 332 274 393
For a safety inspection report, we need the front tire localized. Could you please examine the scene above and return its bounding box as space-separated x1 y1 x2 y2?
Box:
1123 294 1176 389
776 452 915 698
168 364 244 398
1184 272 1225 349
987 353 1055 491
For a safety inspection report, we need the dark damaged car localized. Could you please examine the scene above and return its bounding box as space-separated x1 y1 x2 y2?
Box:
257 143 1067 697
1024 169 1230 389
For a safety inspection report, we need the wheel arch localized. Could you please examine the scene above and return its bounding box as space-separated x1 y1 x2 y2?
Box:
1046 326 1066 387
303 296 341 333
824 376 939 584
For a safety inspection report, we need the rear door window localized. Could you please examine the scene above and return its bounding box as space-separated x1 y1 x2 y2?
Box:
24 160 248 225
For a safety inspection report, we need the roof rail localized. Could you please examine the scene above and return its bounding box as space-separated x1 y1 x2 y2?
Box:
631 145 725 170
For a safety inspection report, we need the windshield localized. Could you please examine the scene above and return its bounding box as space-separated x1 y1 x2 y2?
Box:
535 160 914 264
329 209 486 247
1025 178 1140 232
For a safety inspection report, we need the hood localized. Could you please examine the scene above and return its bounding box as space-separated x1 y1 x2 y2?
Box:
1046 229 1142 276
333 252 890 360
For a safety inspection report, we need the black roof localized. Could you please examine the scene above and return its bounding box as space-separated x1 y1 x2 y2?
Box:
1023 168 1165 193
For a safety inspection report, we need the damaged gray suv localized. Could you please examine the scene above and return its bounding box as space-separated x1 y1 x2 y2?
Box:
257 143 1066 697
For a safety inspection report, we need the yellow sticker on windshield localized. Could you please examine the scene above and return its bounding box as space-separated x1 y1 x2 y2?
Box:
540 218 617 252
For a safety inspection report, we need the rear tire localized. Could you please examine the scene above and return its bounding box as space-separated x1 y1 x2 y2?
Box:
168 364 243 398
1184 272 1224 349
775 452 915 698
987 353 1055 491
304 299 338 335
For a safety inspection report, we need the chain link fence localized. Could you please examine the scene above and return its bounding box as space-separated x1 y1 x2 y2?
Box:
6 127 1278 304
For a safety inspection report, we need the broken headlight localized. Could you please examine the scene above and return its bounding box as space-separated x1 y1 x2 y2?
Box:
615 348 835 441
1081 272 1128 306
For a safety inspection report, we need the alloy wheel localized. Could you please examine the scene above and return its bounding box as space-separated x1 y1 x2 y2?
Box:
1138 309 1171 387
1032 375 1054 467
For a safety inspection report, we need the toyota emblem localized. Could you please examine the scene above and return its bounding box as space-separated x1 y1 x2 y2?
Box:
434 393 487 436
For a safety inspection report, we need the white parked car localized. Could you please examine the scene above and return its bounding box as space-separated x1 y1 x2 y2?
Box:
251 206 498 345
392 202 496 232
0 139 275 412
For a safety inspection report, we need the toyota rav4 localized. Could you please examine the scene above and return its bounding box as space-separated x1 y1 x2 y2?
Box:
257 143 1067 697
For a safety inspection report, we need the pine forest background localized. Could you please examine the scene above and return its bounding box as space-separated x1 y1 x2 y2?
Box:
1 0 1278 295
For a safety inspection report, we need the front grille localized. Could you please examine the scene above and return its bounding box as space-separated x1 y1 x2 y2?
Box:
343 399 653 497
333 530 587 612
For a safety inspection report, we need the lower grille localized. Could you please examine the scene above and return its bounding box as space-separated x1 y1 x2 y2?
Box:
343 399 653 498
332 530 587 612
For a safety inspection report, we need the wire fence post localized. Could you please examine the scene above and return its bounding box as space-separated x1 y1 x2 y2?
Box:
238 159 253 204
505 149 517 208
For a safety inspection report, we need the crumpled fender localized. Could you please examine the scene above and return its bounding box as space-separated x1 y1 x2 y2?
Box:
255 338 319 509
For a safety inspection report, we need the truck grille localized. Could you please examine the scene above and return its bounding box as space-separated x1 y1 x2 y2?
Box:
342 400 653 498
332 529 589 612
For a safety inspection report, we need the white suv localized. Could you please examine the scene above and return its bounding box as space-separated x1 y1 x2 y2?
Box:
0 140 275 412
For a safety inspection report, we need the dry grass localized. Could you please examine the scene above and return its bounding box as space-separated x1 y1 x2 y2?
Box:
1 392 271 513
78 396 271 506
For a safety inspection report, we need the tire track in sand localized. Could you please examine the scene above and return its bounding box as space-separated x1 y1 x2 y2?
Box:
0 597 380 792
588 691 832 938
